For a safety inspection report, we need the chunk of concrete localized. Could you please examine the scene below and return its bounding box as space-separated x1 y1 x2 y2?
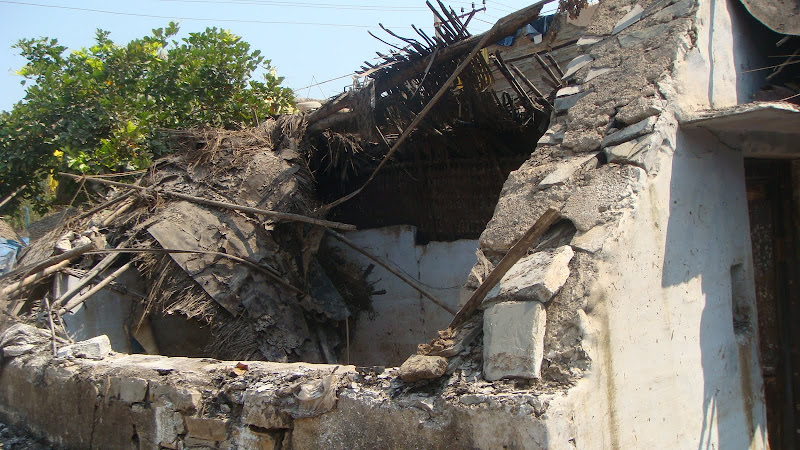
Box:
57 335 111 360
604 133 660 172
398 355 448 382
484 301 546 381
611 4 644 35
571 224 612 254
561 54 594 79
484 246 573 306
184 417 229 442
616 97 663 125
537 128 565 145
577 35 603 46
150 383 201 412
601 116 657 148
119 377 149 403
242 386 292 429
556 85 583 97
538 153 599 189
585 67 612 82
554 91 591 113
618 23 672 48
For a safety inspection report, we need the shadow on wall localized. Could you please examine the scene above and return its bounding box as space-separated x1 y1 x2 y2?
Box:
661 128 766 450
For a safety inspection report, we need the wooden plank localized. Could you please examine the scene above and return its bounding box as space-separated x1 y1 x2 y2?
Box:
449 208 560 328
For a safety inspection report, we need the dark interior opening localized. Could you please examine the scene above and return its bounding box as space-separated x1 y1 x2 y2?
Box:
316 125 543 244
745 158 800 450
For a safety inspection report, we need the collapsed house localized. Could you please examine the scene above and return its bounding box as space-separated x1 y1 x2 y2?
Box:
0 0 798 448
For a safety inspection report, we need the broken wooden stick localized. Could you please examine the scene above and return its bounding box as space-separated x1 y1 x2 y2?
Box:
58 172 356 231
75 190 135 221
323 11 510 212
43 296 58 357
449 208 561 328
85 247 305 296
0 184 27 212
305 0 550 127
53 248 122 308
492 51 542 113
326 229 457 315
60 262 133 314
0 242 96 283
1 259 70 298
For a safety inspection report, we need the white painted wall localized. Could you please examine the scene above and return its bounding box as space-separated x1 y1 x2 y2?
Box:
545 128 767 449
670 0 770 113
329 225 477 367
55 271 137 353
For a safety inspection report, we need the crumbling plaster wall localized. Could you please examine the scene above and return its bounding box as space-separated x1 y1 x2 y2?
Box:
475 0 770 447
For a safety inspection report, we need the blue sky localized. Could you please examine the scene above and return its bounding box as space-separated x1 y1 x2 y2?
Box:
0 0 559 112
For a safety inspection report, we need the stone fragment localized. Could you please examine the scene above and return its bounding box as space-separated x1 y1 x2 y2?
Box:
618 23 672 48
584 67 612 82
242 386 292 429
562 128 603 152
611 4 644 35
616 97 663 125
653 0 694 22
184 417 229 442
604 133 660 172
538 153 599 188
57 335 111 360
554 91 590 113
537 128 565 145
233 425 280 450
570 224 612 254
601 116 657 148
483 301 546 381
398 355 448 382
119 377 148 403
483 246 573 305
2 344 37 357
460 394 489 405
150 384 201 412
561 165 639 231
561 54 594 79
577 35 603 46
556 85 582 97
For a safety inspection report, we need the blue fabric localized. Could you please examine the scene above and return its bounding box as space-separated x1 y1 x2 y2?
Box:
0 239 23 275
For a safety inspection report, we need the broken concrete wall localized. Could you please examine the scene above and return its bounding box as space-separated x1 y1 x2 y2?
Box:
0 0 783 448
329 226 476 366
0 340 556 450
471 0 770 447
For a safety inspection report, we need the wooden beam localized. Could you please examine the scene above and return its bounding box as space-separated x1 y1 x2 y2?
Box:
58 172 356 231
449 208 560 328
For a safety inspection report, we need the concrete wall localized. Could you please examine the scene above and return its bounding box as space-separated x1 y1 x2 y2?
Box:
544 128 767 448
55 272 137 354
328 226 477 366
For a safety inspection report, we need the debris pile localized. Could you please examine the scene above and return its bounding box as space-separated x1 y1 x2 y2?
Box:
1 118 374 363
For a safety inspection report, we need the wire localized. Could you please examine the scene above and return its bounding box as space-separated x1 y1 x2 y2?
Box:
0 0 403 28
295 73 354 91
158 0 428 11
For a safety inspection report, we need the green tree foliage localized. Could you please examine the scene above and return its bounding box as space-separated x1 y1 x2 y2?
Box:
0 23 294 211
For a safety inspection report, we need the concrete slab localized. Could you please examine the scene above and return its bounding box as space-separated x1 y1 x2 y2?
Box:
483 301 546 381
